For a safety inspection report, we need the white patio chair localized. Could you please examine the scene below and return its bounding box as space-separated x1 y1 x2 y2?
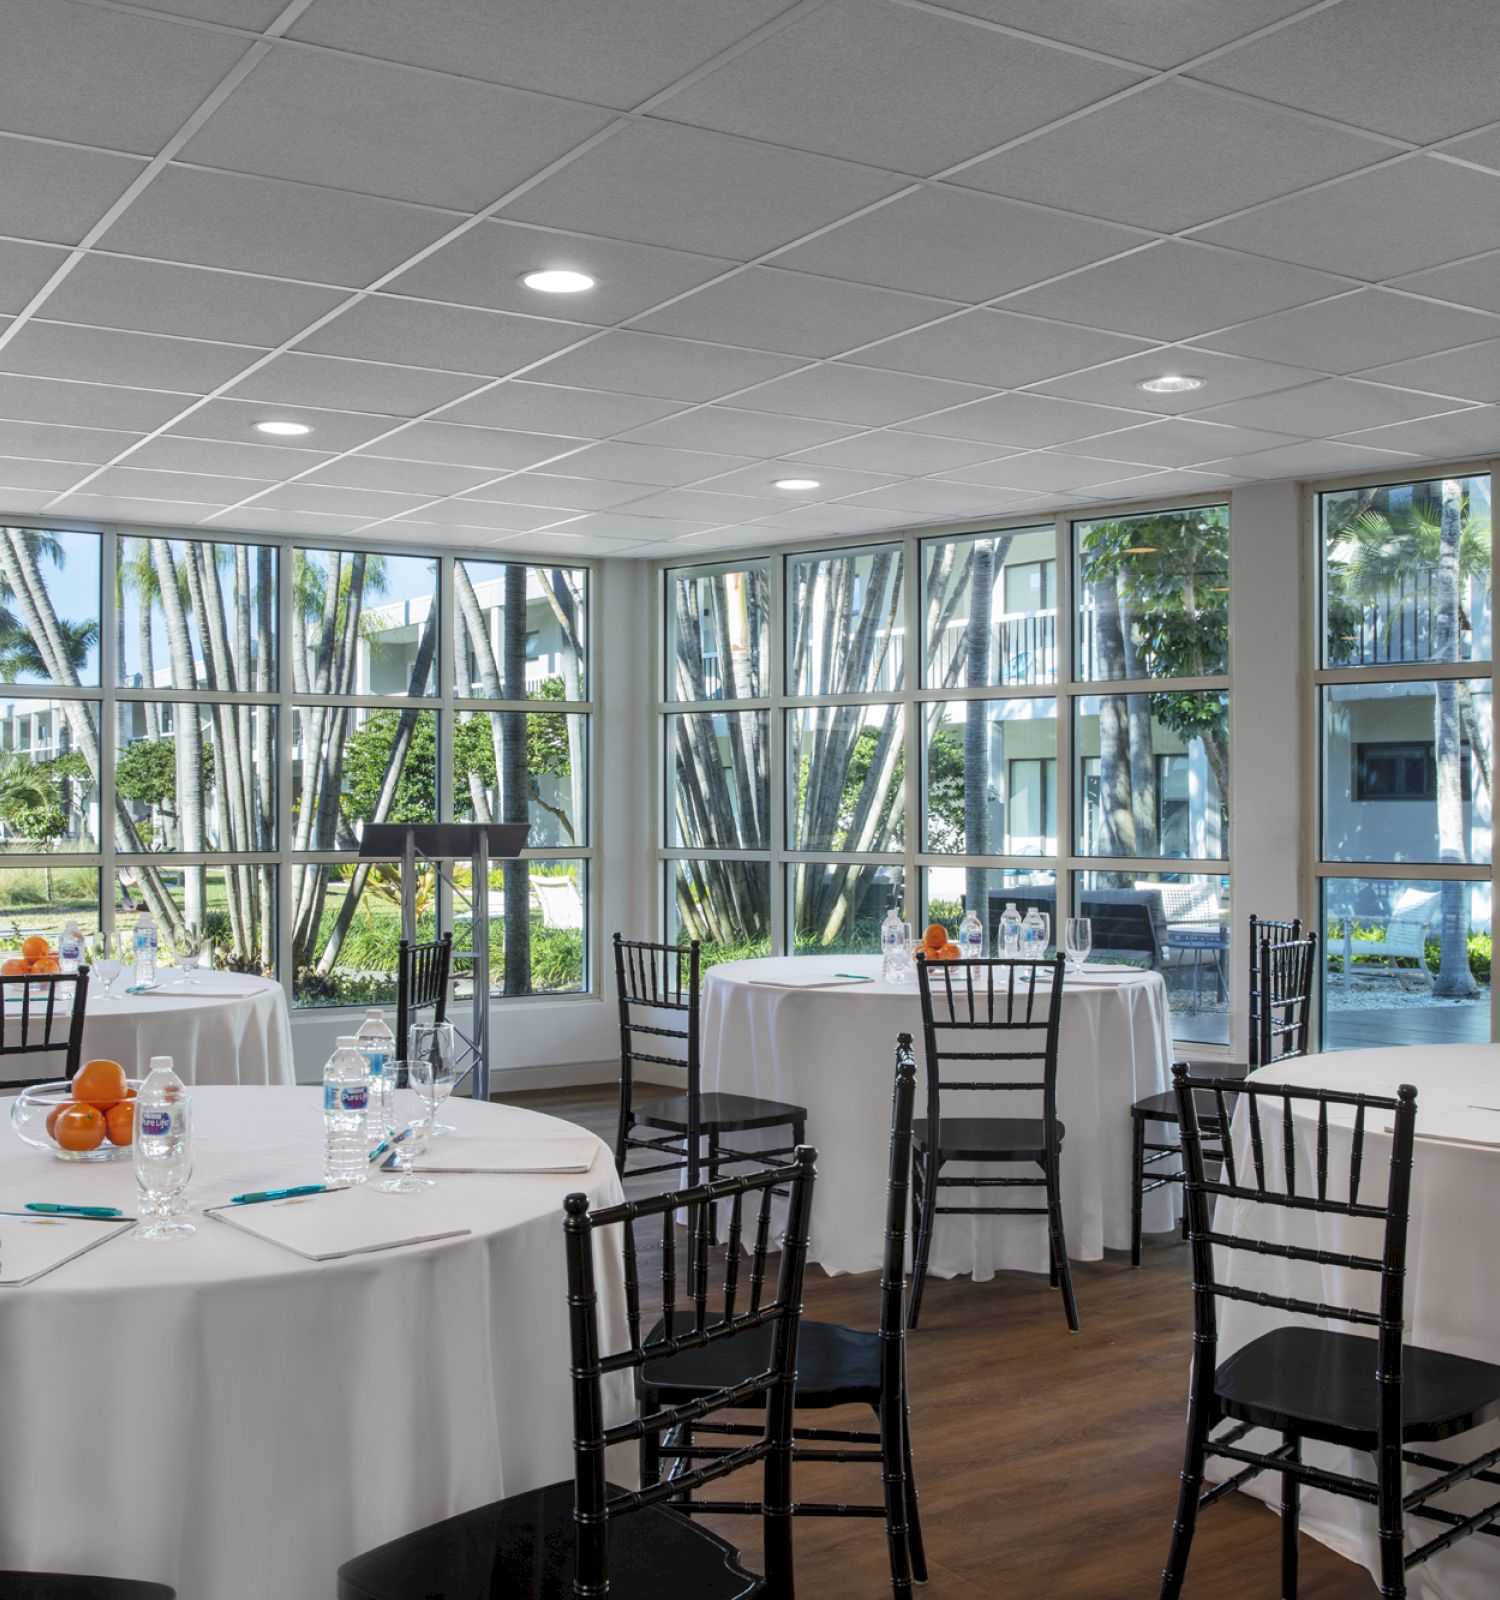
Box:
1341 916 1433 991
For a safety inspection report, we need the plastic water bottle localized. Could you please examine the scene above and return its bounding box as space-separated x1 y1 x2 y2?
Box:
999 902 1023 957
132 911 157 987
1021 906 1048 959
958 909 985 960
134 1054 193 1240
880 907 906 981
58 919 83 974
324 1036 370 1186
354 1010 395 1143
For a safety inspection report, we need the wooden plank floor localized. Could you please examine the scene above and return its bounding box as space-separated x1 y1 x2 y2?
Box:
505 1083 1374 1598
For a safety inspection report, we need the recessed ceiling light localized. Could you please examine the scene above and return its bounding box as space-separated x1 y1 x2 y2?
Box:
1137 374 1204 394
521 269 595 293
774 477 821 491
1125 545 1158 555
254 420 312 436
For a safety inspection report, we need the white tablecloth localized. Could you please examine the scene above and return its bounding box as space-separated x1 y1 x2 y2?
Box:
0 1087 628 1600
1214 1044 1500 1600
701 954 1175 1277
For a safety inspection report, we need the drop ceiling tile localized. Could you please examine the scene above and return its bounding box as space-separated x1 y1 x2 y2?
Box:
1031 348 1329 414
1190 0 1500 144
838 480 1025 517
654 0 1143 175
0 419 144 464
0 458 94 493
1389 250 1500 316
0 488 59 517
0 0 251 154
1194 440 1422 480
43 257 348 347
1195 157 1500 282
1193 377 1474 436
1081 468 1236 502
459 475 649 512
502 121 907 261
1335 407 1500 460
251 482 434 518
733 364 990 426
290 0 792 111
551 512 718 541
82 466 274 505
788 430 1018 475
2 322 259 394
181 47 612 212
304 456 501 497
299 298 594 378
147 2 289 25
554 440 753 486
892 391 1154 448
128 434 332 477
391 502 566 533
1353 340 1500 404
619 406 857 457
226 353 482 416
99 168 463 287
385 220 734 324
0 241 68 316
1066 418 1306 468
0 375 189 432
488 531 653 558
941 453 1158 493
1004 243 1356 341
165 398 400 451
0 138 148 248
749 504 918 536
618 487 785 521
1439 125 1500 175
59 493 221 524
439 382 683 437
525 331 803 403
773 186 1148 305
697 461 900 499
847 308 1151 387
211 507 372 538
355 421 583 471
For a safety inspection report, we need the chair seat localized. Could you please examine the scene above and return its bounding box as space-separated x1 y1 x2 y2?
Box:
1217 1327 1500 1450
1132 1086 1239 1126
634 1090 806 1136
337 1480 761 1600
912 1116 1060 1161
641 1312 882 1411
0 1579 174 1599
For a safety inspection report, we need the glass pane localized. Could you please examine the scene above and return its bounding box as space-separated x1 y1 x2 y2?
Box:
667 562 769 702
0 866 99 953
668 711 769 850
788 545 905 695
0 528 100 686
1075 506 1229 681
923 866 1056 948
1077 869 1231 1046
293 706 437 848
791 862 905 956
1322 475 1491 668
454 708 587 849
118 535 277 692
922 697 1056 855
450 858 586 997
454 559 586 699
292 860 435 1008
294 547 437 697
788 704 904 851
1323 682 1492 865
1323 877 1489 1050
922 528 1056 688
1076 692 1228 858
0 696 99 852
116 702 276 853
116 866 275 976
668 859 771 965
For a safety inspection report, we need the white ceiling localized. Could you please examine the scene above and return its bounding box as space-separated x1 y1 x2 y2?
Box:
1 0 1498 559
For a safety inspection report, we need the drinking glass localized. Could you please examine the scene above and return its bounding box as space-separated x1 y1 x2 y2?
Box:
377 1059 435 1194
89 931 124 996
410 1021 458 1136
1064 917 1092 976
172 924 204 985
134 1095 194 1241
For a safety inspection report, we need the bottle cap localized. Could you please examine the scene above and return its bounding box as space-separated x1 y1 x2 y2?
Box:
365 1009 383 1019
148 1055 173 1072
336 1036 359 1048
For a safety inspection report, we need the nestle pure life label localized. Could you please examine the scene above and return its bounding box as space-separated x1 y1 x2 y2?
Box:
325 1083 369 1114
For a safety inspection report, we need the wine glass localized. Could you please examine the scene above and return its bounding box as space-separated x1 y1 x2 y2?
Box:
411 1022 458 1135
1064 917 1092 977
172 924 204 986
89 930 124 997
377 1059 435 1194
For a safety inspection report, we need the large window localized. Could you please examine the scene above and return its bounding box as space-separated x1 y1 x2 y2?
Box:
1317 475 1492 1049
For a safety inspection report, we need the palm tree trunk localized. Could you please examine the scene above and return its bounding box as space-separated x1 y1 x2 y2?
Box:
153 541 204 927
1091 577 1134 855
964 539 995 919
1433 482 1476 997
501 565 532 995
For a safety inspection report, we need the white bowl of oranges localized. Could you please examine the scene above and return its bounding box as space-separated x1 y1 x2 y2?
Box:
11 1059 137 1161
2 934 65 980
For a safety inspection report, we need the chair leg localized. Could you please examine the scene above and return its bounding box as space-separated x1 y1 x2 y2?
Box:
876 1395 913 1596
907 1147 937 1330
1130 1111 1146 1268
640 1422 661 1490
1158 1413 1208 1599
613 1099 631 1178
1281 1433 1300 1599
1046 1147 1079 1333
1376 1442 1406 1600
902 1399 928 1585
673 1422 695 1504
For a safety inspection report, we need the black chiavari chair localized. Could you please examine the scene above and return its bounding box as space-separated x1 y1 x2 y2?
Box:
395 933 451 1059
1160 1065 1500 1599
0 1578 174 1597
0 967 90 1091
613 934 806 1199
909 953 1075 1333
638 1035 926 1596
337 1149 818 1600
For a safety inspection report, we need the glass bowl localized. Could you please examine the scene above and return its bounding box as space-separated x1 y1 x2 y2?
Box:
11 1079 138 1162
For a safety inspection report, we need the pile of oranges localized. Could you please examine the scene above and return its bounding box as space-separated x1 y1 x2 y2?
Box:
2 934 61 976
45 1059 134 1152
921 924 962 962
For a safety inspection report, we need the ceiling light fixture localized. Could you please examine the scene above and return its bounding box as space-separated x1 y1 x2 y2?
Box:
254 420 312 436
1124 545 1158 554
1137 374 1204 394
521 269 595 293
773 477 821 491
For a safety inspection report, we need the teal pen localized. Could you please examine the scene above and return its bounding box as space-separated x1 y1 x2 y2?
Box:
230 1183 332 1205
368 1140 391 1163
25 1202 123 1218
834 972 874 982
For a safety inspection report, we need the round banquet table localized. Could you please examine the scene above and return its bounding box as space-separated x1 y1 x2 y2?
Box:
701 953 1175 1278
1212 1044 1500 1600
0 1086 629 1600
76 971 294 1085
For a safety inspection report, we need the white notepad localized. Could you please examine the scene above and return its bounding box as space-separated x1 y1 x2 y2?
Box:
747 972 874 989
410 1135 598 1174
207 1184 470 1261
0 1212 135 1286
1407 1105 1500 1152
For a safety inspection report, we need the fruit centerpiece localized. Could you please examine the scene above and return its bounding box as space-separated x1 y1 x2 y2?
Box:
12 1059 137 1162
921 924 961 963
2 934 62 978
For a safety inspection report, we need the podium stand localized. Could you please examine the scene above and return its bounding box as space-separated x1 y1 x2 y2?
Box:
358 823 528 1102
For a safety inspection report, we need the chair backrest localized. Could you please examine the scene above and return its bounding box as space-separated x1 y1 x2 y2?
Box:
1247 914 1303 1068
0 967 90 1089
915 954 1066 1142
532 875 584 930
1254 934 1318 1070
1174 1065 1417 1424
613 933 699 1093
395 934 451 1059
564 1147 817 1598
1383 917 1429 959
881 1035 918 1346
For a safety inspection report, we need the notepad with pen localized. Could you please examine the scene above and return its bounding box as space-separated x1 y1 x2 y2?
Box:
0 1211 135 1286
206 1184 470 1261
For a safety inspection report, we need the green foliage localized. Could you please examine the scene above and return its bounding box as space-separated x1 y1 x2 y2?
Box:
115 737 214 809
924 723 965 853
342 709 437 826
1325 918 1491 984
453 677 573 792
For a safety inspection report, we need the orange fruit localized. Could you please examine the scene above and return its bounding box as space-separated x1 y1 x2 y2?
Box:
20 935 49 963
105 1102 134 1147
1 958 29 976
45 1100 76 1139
71 1058 128 1111
938 943 961 961
53 1104 106 1152
29 956 59 975
922 923 949 951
